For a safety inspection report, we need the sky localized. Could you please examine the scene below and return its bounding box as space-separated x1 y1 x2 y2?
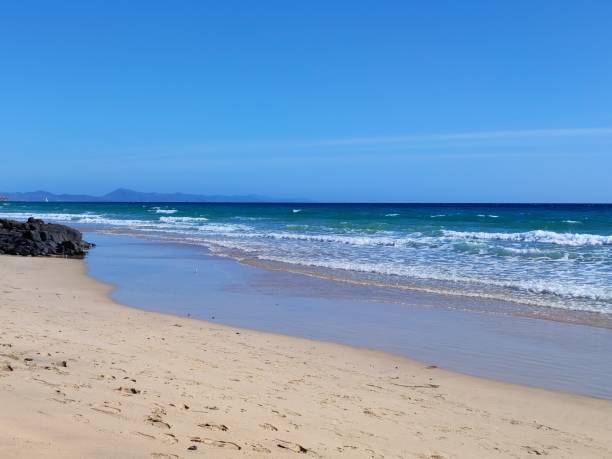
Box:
1 1 611 202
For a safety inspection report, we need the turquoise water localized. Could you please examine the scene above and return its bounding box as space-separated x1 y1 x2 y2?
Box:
2 202 612 314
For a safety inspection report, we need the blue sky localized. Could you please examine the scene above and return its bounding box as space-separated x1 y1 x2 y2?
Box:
1 1 611 202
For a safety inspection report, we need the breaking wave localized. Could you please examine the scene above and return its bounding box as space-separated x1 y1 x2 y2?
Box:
442 229 612 246
151 207 178 214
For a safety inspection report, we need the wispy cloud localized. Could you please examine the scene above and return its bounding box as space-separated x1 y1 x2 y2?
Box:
287 127 612 148
139 127 612 154
125 126 612 160
45 127 612 165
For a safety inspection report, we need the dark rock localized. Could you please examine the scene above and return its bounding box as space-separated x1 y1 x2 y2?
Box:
0 217 94 258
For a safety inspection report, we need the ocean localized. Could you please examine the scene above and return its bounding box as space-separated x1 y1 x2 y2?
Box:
2 202 611 316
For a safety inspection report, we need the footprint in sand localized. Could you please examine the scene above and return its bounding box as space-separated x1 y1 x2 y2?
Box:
198 422 228 432
91 402 122 415
133 431 156 440
522 446 549 456
146 415 171 429
276 440 309 454
365 449 384 459
161 433 178 444
116 386 141 395
189 437 241 450
251 443 272 453
49 397 76 405
260 422 278 431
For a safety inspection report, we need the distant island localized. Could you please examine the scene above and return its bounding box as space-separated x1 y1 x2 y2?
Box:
1 188 305 203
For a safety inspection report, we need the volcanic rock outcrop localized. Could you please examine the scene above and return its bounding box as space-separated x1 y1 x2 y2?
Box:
0 217 94 257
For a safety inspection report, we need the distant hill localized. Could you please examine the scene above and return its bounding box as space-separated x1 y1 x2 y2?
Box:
1 188 304 203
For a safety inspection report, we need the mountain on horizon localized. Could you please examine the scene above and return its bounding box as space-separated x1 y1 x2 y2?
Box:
0 188 304 203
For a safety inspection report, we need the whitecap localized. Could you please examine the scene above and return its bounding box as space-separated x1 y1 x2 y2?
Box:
196 223 251 233
498 246 546 255
151 207 178 214
159 216 209 223
441 229 612 246
385 213 400 217
264 232 399 246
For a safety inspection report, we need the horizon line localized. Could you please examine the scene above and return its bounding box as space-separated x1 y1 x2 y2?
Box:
3 200 612 206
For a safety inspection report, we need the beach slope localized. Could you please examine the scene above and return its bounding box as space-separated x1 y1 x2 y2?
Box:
1 256 611 458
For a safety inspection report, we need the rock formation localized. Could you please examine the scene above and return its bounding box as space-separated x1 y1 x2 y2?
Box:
0 217 94 258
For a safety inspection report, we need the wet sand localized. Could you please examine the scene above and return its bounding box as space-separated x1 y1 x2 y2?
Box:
86 233 612 398
1 256 612 458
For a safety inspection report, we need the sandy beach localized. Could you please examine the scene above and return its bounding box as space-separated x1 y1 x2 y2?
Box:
1 256 611 458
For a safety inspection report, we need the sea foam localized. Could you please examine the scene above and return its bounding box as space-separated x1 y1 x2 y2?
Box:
159 216 209 223
152 207 178 214
441 229 612 246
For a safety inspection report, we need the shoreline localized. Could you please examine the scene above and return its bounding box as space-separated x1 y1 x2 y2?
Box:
97 226 612 330
87 252 602 400
240 256 612 330
1 255 612 458
3 203 612 328
5 201 612 325
84 232 612 399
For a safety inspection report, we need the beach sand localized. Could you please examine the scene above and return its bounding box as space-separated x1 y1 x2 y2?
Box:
1 256 611 458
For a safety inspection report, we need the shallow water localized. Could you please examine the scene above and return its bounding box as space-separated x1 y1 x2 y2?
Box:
85 233 612 399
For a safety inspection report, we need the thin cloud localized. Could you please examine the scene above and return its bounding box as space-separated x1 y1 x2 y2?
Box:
282 127 612 148
61 126 612 163
174 126 612 152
